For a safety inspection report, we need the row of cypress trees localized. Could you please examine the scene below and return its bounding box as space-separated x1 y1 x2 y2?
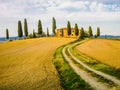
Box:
67 21 100 39
6 17 56 39
18 17 56 38
6 18 100 40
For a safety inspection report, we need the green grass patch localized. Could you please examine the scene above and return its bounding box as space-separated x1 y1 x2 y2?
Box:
53 46 93 90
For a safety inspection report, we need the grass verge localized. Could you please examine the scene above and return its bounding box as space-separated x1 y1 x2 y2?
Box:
53 46 93 90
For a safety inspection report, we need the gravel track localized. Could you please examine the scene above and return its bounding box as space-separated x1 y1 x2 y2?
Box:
68 41 120 87
62 46 109 90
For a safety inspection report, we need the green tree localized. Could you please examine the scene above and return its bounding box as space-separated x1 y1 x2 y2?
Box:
28 33 33 38
94 35 97 38
6 28 9 40
24 18 28 37
38 20 42 35
18 20 23 38
33 29 36 38
96 27 100 37
52 17 56 35
47 28 49 37
61 29 64 37
67 21 71 36
79 27 85 39
88 26 93 37
75 23 79 36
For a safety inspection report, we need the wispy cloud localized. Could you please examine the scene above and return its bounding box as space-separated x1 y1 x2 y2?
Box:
0 0 120 16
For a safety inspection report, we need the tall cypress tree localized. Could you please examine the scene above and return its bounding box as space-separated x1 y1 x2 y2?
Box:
33 29 36 38
52 17 56 35
24 18 28 37
96 27 100 37
61 28 64 37
6 28 9 40
38 20 42 35
18 20 23 38
67 21 71 36
88 26 93 37
47 28 49 37
75 23 79 36
79 27 85 39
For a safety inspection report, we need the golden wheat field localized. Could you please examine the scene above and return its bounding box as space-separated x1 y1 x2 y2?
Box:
76 39 120 69
0 37 76 90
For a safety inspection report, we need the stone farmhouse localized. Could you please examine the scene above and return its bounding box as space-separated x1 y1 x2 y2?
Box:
57 28 81 38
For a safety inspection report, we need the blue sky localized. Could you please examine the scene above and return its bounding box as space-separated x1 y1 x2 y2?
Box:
0 0 120 37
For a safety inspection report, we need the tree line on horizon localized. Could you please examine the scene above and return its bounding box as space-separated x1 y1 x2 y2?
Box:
17 17 56 39
67 21 100 39
6 17 56 40
5 17 100 40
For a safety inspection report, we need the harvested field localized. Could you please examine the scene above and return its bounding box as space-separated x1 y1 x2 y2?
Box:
0 37 75 90
76 39 120 69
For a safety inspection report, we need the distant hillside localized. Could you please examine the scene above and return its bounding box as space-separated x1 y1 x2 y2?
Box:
100 35 120 39
0 35 120 42
0 36 19 42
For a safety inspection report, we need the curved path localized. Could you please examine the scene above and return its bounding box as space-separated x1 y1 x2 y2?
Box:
62 46 109 90
68 41 120 87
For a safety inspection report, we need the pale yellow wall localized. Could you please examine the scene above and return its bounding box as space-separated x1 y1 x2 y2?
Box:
57 29 63 37
63 28 68 37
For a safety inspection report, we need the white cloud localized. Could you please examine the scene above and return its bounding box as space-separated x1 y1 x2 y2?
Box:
89 2 120 12
57 1 87 11
0 0 120 17
0 0 120 37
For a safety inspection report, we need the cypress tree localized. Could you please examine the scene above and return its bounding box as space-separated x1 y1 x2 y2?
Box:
38 20 42 35
6 28 9 40
24 18 28 37
79 27 85 39
75 23 79 36
96 27 100 37
52 17 56 35
88 26 93 37
47 28 49 37
18 20 23 38
61 28 64 37
67 21 71 36
33 29 36 38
